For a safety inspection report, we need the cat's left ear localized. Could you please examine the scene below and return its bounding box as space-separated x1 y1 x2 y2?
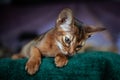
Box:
85 25 106 33
56 8 74 31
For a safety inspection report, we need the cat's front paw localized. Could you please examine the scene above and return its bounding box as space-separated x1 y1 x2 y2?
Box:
25 58 40 75
55 54 68 67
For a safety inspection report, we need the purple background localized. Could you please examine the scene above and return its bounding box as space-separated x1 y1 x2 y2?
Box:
0 2 120 54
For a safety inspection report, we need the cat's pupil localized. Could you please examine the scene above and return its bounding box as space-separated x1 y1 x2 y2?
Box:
65 37 71 44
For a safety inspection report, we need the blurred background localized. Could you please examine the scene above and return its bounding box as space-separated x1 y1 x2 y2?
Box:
0 0 120 57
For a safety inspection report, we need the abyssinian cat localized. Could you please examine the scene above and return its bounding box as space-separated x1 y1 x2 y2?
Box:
12 8 106 75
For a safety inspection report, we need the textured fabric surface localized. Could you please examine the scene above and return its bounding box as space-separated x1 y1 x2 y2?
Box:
0 51 120 80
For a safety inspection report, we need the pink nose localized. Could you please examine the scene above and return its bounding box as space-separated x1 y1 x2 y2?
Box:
69 49 75 56
68 52 74 56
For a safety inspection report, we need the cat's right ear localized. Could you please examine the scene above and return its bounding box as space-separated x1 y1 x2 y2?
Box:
56 8 74 31
84 25 106 33
83 25 106 38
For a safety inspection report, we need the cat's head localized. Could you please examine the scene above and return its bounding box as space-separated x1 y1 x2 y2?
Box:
55 8 79 56
54 8 106 56
74 18 106 52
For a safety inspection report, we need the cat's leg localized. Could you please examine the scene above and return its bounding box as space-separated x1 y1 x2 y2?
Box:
25 46 41 75
55 53 68 67
12 53 25 59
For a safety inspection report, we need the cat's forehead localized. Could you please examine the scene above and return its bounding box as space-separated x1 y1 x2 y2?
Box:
60 24 71 31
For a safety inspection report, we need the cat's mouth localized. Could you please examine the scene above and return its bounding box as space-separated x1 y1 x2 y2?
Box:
56 40 76 56
61 48 76 56
61 50 75 56
67 52 76 56
68 54 74 56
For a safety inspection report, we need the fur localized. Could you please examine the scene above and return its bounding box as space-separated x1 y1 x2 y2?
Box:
12 8 106 75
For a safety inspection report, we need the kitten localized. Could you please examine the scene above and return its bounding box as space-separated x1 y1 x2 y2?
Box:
12 8 105 75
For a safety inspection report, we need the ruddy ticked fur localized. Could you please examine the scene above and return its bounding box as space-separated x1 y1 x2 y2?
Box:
12 8 106 75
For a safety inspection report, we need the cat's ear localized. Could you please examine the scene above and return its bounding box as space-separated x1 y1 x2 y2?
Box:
56 8 73 31
84 25 106 33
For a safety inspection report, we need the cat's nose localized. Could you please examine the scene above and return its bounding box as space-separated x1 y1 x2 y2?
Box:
68 47 75 56
69 50 74 55
68 52 75 56
68 51 75 56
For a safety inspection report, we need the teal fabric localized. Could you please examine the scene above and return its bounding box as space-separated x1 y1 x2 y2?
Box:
0 51 120 80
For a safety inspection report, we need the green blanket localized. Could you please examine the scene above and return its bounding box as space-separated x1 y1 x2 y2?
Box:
0 51 120 80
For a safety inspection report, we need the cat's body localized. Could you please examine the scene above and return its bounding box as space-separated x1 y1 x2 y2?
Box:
20 27 78 58
12 8 105 75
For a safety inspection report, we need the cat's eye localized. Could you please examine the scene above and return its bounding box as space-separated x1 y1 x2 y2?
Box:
76 45 82 48
76 45 82 51
76 41 85 48
65 37 71 44
81 41 85 46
